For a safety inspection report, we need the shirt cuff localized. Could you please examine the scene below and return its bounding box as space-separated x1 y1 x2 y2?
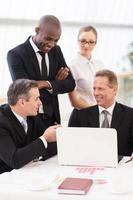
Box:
46 81 53 93
40 136 48 148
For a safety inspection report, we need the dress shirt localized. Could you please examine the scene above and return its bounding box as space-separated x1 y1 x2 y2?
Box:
29 37 52 113
12 111 27 130
29 37 49 75
69 53 105 105
99 102 116 127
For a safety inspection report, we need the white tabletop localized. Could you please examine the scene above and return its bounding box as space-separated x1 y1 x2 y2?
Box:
0 156 133 200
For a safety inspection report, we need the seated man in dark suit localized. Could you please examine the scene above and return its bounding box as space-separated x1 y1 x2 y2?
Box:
68 69 133 157
0 79 60 174
7 15 75 128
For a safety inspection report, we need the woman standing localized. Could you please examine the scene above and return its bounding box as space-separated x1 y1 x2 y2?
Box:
69 26 104 109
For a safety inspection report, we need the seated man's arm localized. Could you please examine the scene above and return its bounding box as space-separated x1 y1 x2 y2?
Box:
0 125 59 170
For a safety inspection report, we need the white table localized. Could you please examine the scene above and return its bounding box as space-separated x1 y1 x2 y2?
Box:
0 156 133 200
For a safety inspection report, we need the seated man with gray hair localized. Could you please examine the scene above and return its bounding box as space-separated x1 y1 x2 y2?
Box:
0 79 59 174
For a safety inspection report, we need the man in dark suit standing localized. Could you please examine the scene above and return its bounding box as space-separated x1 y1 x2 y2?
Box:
7 15 75 128
69 69 133 156
0 79 60 174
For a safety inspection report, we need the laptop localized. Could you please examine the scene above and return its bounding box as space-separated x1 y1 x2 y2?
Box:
56 127 118 167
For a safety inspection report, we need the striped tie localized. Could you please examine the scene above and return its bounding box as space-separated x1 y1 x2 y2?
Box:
101 110 109 128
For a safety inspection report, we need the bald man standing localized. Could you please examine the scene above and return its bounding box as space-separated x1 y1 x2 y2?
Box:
7 15 75 128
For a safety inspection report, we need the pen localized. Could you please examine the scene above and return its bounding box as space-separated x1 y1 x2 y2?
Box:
125 158 132 163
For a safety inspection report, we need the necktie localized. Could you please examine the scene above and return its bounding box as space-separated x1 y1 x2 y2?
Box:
21 118 28 133
101 110 109 128
38 51 47 80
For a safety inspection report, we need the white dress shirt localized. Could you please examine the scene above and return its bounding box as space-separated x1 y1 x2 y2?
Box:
12 110 27 131
69 53 105 105
29 36 52 113
29 36 49 75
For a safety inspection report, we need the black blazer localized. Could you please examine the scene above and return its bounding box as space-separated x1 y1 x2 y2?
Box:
68 103 133 156
0 104 57 174
7 38 75 123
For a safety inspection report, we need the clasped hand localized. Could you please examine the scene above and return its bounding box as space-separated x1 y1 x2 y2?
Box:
56 67 69 80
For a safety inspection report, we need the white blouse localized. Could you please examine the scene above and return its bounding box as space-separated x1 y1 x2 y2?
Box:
69 53 105 105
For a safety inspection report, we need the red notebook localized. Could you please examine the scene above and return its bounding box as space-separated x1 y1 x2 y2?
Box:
57 177 93 195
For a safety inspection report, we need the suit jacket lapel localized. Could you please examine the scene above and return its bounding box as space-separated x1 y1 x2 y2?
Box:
111 103 124 129
3 105 26 142
88 106 99 127
24 38 42 78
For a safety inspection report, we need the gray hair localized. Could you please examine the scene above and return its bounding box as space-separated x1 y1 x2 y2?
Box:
95 69 118 88
7 79 38 105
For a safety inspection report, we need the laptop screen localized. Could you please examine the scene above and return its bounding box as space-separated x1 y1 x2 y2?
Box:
56 127 118 167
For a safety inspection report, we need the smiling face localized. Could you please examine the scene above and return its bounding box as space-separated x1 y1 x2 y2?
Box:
33 19 61 53
78 30 97 58
93 76 117 109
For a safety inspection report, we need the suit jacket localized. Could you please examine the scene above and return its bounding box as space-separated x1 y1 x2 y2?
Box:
0 104 57 174
7 38 75 123
68 103 133 156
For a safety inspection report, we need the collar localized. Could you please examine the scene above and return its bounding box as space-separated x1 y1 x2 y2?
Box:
29 36 40 53
99 101 116 115
12 110 27 124
78 53 94 64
